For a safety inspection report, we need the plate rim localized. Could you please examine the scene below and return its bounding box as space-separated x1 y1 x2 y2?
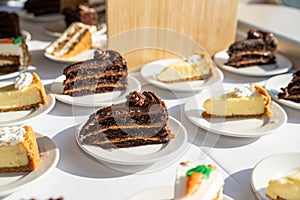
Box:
44 50 95 64
0 69 27 81
265 73 300 110
251 152 300 200
0 133 59 197
184 91 287 137
0 93 56 126
50 75 141 107
76 116 188 165
213 50 293 77
140 58 224 92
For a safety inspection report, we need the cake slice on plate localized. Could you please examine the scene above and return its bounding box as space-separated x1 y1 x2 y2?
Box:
157 52 214 83
265 168 300 200
278 70 300 103
202 83 272 118
0 72 47 112
0 125 40 172
174 161 224 200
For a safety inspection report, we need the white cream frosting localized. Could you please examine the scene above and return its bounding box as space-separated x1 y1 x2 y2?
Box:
0 126 26 146
0 42 23 66
14 72 33 90
234 84 257 97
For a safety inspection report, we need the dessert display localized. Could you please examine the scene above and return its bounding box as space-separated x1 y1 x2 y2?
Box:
226 29 278 67
278 70 300 103
157 52 214 83
202 83 272 118
0 125 40 173
174 161 224 200
265 168 300 200
62 3 99 27
24 0 61 16
79 91 171 149
0 11 31 73
45 22 97 58
0 72 47 112
62 49 128 97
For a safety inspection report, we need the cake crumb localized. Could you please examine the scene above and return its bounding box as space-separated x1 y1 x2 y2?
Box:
271 119 279 123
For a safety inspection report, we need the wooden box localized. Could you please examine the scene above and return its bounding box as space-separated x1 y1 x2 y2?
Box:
106 0 239 71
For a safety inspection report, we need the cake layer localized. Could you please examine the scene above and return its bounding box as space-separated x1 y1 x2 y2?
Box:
0 12 20 38
79 91 171 149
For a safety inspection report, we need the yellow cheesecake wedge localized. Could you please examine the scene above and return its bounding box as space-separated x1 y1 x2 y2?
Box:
202 83 272 118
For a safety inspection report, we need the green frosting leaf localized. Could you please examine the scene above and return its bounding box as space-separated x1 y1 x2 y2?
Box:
13 36 22 44
186 165 213 179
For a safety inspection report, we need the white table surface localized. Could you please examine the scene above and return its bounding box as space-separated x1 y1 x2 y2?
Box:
0 5 300 200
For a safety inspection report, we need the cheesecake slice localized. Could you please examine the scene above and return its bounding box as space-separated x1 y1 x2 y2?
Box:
265 168 300 200
0 125 40 172
0 72 47 112
157 52 214 83
174 162 224 200
202 83 272 118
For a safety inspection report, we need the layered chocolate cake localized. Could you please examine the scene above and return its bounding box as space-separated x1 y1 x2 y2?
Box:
63 49 127 97
0 12 31 73
79 91 171 149
226 29 277 67
62 4 98 27
278 70 300 102
24 0 60 16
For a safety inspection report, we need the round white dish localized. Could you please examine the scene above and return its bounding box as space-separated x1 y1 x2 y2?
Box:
44 49 95 64
17 10 64 22
0 133 59 197
265 73 300 110
140 59 224 92
128 185 233 200
43 21 107 37
76 117 188 165
0 69 26 81
184 90 287 137
213 50 292 77
251 152 300 200
50 75 141 107
0 93 56 126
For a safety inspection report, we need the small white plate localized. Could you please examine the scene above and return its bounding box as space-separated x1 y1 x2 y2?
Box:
0 69 26 81
76 117 188 165
0 133 59 197
44 49 95 64
128 185 233 200
184 90 287 137
140 59 224 92
43 21 107 38
265 73 300 110
0 93 56 126
17 10 64 22
213 50 292 77
251 152 300 200
50 75 141 107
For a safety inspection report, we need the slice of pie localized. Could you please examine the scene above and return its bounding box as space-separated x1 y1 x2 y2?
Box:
265 168 300 200
202 83 272 118
0 125 40 172
0 72 47 112
157 52 214 83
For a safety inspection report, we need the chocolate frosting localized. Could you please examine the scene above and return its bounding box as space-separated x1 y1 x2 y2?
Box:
127 91 161 107
94 49 123 62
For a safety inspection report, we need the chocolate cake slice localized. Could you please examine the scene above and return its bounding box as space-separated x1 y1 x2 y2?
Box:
24 0 60 16
226 29 277 67
79 91 171 149
278 71 300 102
62 4 98 27
63 49 127 96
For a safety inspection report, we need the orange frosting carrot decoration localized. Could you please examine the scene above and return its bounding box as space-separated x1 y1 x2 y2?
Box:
186 172 204 196
0 38 13 43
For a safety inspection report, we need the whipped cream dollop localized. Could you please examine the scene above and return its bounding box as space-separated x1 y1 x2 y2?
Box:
234 84 257 97
0 126 26 146
14 72 33 90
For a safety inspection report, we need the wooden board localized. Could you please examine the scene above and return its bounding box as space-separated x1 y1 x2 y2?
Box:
107 0 239 71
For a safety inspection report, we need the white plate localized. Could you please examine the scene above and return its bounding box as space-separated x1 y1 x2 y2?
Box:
265 73 300 110
17 10 64 22
128 185 233 200
44 49 95 64
76 117 188 165
184 90 287 137
0 93 56 126
43 21 107 37
251 152 300 200
213 50 292 77
50 75 141 107
0 133 59 197
140 59 224 92
0 69 26 81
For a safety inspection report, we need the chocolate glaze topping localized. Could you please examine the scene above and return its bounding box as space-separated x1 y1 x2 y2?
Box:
127 91 161 107
0 12 21 38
